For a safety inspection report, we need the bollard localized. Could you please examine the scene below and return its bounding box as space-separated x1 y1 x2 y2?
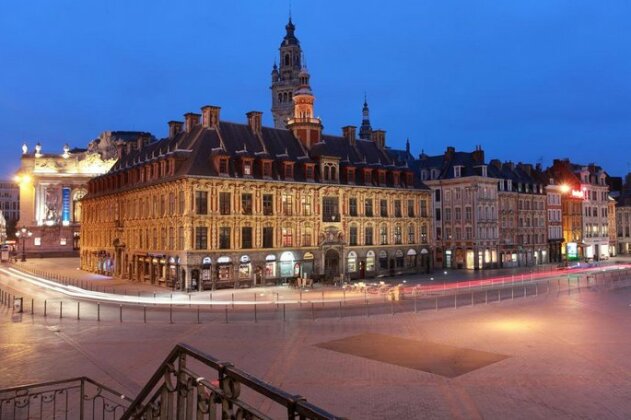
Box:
119 305 123 323
321 290 324 307
311 302 315 321
498 289 501 302
97 303 100 322
364 288 367 304
154 292 156 300
454 293 457 309
485 290 488 304
523 285 526 297
31 299 34 315
44 300 47 317
471 292 474 306
224 305 228 323
254 304 257 323
343 289 346 303
232 293 235 309
254 293 257 302
536 283 538 296
283 303 286 321
391 300 395 316
189 294 192 308
144 306 147 324
60 301 63 319
210 293 213 302
197 305 201 324
435 296 438 311
77 302 80 320
338 301 342 319
414 291 418 313
169 305 173 324
511 286 514 300
300 290 303 307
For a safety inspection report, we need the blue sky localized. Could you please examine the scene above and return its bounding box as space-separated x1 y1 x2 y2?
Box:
1 0 630 178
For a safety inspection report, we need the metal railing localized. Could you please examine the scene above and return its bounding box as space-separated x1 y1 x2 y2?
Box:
122 343 340 420
0 377 131 420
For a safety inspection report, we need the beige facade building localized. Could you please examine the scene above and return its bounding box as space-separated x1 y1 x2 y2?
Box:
14 132 153 256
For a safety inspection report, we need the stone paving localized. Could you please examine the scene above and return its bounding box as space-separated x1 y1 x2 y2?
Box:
1 275 631 419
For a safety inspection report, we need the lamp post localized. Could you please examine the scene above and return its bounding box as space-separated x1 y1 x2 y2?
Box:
15 227 32 262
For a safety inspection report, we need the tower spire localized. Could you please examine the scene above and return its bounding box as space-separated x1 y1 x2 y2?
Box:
359 94 372 140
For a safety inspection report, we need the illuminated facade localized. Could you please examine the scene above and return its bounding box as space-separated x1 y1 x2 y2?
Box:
616 174 631 255
544 184 564 263
547 159 610 261
491 161 548 267
14 132 153 256
419 146 500 269
80 21 431 288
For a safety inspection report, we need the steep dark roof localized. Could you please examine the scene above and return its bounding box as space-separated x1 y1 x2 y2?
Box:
107 120 429 190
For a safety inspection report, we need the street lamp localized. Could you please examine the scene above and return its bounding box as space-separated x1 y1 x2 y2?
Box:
15 227 32 262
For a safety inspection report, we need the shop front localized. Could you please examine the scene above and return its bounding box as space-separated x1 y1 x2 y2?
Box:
238 255 252 284
279 251 295 279
201 256 212 290
217 256 233 285
264 254 277 283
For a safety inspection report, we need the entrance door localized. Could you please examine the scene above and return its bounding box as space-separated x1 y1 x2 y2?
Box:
359 260 366 279
324 249 340 280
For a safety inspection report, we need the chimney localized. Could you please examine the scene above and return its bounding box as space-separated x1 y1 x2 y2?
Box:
371 130 386 149
472 145 484 163
168 121 183 139
444 146 455 161
246 111 263 134
201 105 221 128
184 113 201 132
342 126 357 145
490 159 501 169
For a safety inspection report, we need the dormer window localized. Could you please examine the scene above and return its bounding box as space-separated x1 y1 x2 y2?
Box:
305 163 315 180
378 170 386 186
346 167 356 184
283 162 294 179
421 170 428 181
219 158 229 175
262 160 272 178
405 172 414 186
392 171 400 186
481 165 487 177
454 166 462 178
431 169 439 180
243 160 252 176
322 162 339 182
507 180 513 191
363 168 372 185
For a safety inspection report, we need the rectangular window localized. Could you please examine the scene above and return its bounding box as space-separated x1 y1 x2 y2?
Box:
323 197 339 221
263 227 274 248
241 227 252 249
219 192 231 215
177 226 184 250
282 227 293 247
407 200 415 217
195 227 208 250
465 206 472 222
394 225 402 244
435 189 441 202
380 225 388 245
455 207 461 221
365 199 373 217
169 192 175 215
349 198 358 217
420 200 428 217
178 191 185 215
445 208 451 221
349 226 358 246
241 193 253 215
263 194 273 215
282 193 293 216
380 199 388 217
394 200 402 217
219 159 228 174
365 226 373 245
219 227 231 249
408 225 415 243
301 196 312 216
420 224 428 244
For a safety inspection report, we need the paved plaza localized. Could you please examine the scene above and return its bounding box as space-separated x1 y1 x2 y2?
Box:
1 262 631 419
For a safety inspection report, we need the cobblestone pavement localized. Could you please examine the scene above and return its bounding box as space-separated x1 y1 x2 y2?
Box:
1 273 631 419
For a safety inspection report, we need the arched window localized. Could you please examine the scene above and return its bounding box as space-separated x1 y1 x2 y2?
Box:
283 92 288 102
278 93 282 103
324 166 330 180
284 54 290 66
331 166 337 180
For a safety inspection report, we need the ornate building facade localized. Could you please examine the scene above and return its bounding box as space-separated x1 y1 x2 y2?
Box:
80 21 432 289
14 132 153 256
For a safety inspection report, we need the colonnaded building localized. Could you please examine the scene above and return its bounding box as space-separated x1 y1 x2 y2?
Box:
79 19 432 290
14 131 153 256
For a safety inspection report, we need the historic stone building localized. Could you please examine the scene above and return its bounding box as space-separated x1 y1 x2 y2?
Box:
417 146 500 269
80 22 432 289
14 132 153 256
547 159 610 261
0 180 19 237
489 161 548 267
544 183 564 263
615 174 631 255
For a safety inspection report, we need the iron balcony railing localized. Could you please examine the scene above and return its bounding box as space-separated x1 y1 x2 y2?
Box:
122 342 340 420
0 377 131 420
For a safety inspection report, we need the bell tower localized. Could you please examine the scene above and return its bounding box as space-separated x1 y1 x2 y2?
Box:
271 17 303 128
286 66 322 150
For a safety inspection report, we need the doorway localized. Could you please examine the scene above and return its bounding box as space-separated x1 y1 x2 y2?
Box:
324 249 340 280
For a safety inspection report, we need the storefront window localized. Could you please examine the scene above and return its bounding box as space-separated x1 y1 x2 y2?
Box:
239 255 251 279
406 249 417 267
379 250 388 269
265 254 277 278
280 251 294 277
366 251 375 271
347 251 357 272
